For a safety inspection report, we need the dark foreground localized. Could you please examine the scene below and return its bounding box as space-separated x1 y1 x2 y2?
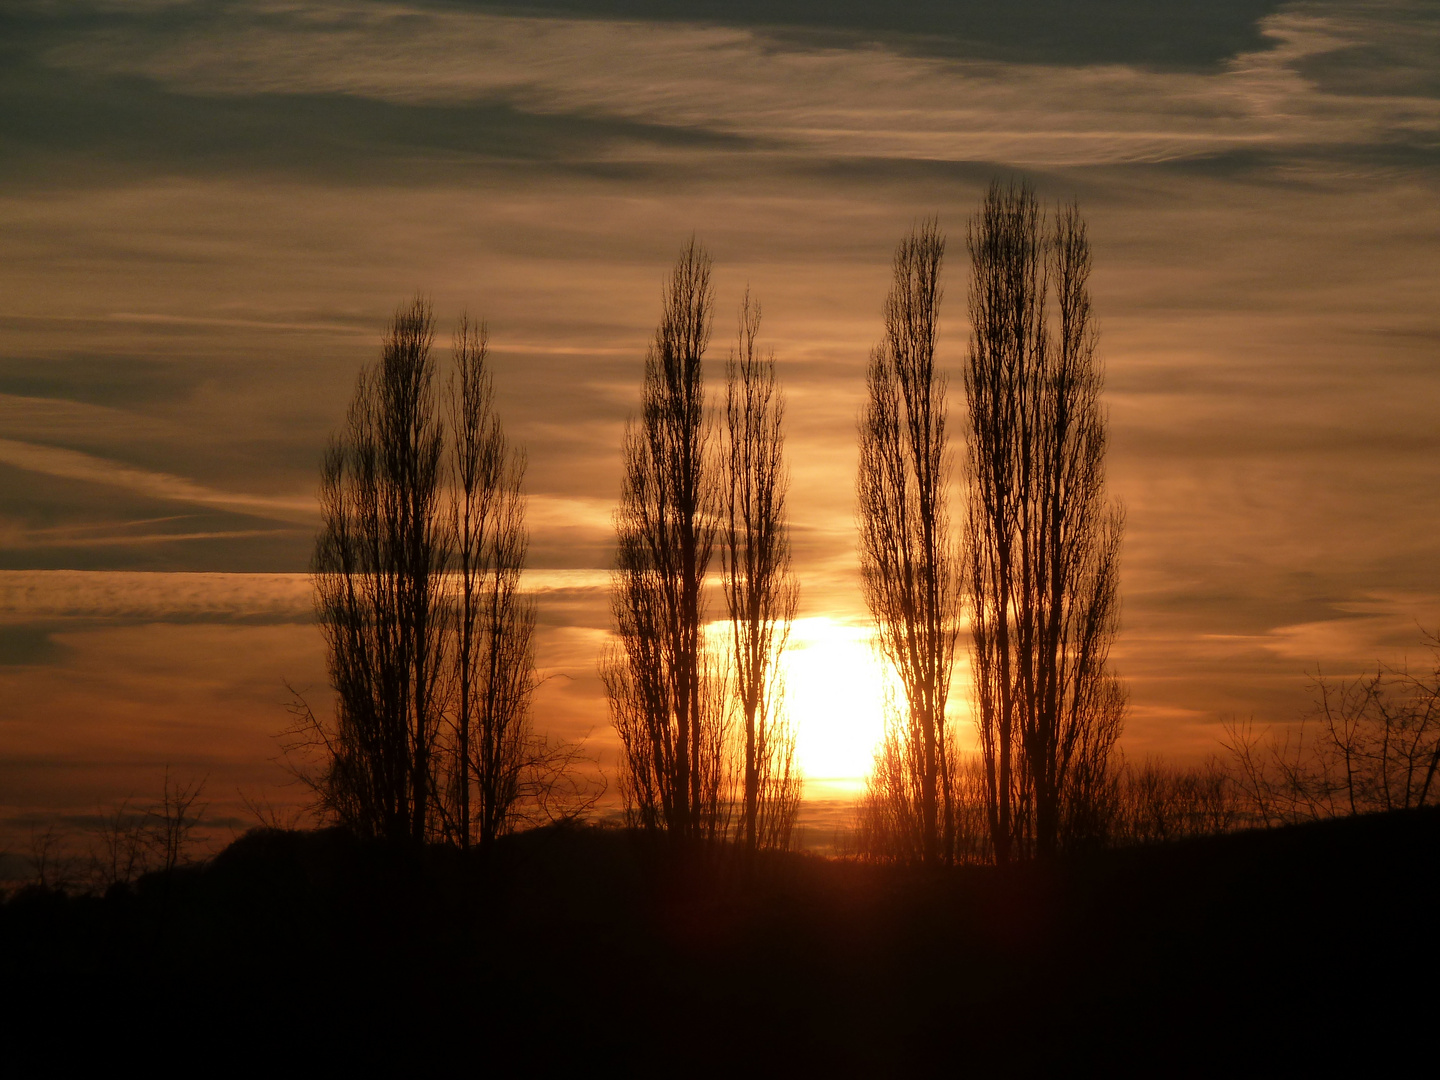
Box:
5 810 1437 1072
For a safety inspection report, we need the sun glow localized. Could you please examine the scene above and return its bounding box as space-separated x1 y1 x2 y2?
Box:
781 617 889 794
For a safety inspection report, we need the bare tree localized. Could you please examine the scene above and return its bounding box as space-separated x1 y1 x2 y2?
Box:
26 820 70 891
723 291 801 853
964 180 1125 861
1308 645 1440 814
858 220 963 867
88 798 152 890
296 303 600 846
76 770 213 892
1041 199 1127 855
446 316 539 850
605 240 727 841
1222 632 1440 825
309 297 449 844
147 767 208 874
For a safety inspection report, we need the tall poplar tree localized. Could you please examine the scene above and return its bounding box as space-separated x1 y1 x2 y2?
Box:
858 221 963 868
605 241 727 840
312 297 448 844
965 181 1126 861
723 291 800 853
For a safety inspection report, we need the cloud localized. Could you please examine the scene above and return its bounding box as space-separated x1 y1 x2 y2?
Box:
0 54 757 188
471 0 1287 70
1259 593 1440 663
0 524 302 550
0 568 612 626
27 0 1438 174
0 437 316 523
0 623 71 666
0 570 315 622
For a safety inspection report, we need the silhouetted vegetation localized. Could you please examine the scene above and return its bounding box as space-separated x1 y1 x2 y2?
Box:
444 315 589 850
0 770 213 897
965 181 1126 862
306 297 449 843
5 810 1433 1070
723 291 801 854
857 187 1126 867
289 298 597 849
852 624 1440 864
1225 632 1440 823
9 199 1436 1074
605 245 803 850
855 752 1238 863
858 220 963 868
604 241 730 840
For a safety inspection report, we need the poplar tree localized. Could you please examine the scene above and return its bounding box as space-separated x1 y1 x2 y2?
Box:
605 241 727 840
723 291 800 853
858 221 963 867
965 181 1126 861
312 297 448 844
448 316 537 850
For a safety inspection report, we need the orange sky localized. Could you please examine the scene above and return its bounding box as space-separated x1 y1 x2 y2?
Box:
2 0 1438 838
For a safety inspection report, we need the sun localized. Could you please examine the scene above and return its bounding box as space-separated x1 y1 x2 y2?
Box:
780 617 889 795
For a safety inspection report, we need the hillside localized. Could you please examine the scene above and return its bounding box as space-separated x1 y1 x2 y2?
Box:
5 809 1436 1071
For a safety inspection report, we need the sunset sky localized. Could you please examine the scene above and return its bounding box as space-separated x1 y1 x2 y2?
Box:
2 0 1437 836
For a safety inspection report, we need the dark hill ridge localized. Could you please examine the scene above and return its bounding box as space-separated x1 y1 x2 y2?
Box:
4 809 1436 1071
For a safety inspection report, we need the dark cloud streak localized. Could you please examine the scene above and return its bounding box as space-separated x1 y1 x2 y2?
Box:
0 62 761 189
465 0 1285 69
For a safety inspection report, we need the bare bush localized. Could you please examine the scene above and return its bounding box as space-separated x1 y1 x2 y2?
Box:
238 790 311 832
27 821 71 891
853 751 1016 866
1106 757 1238 846
855 705 932 866
853 748 1242 862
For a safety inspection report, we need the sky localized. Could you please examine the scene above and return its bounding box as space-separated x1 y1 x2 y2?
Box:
1 0 1438 838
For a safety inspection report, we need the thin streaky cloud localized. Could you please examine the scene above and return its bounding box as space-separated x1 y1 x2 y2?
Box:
0 570 315 621
106 311 369 335
0 569 613 622
0 528 303 550
0 438 317 524
20 514 199 536
43 1 1440 166
0 312 371 337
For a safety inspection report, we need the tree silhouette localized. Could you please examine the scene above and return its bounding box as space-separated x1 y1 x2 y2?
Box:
1224 631 1440 825
446 316 538 850
148 767 208 875
605 241 728 841
858 220 962 867
298 300 600 847
964 181 1125 861
310 297 449 844
723 290 800 853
